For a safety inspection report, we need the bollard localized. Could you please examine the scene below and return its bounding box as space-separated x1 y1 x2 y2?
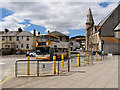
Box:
96 52 98 61
85 52 87 61
27 56 30 76
61 54 64 67
85 52 87 63
53 56 56 75
78 54 80 66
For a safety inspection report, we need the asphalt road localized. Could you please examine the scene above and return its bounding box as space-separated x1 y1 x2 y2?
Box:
0 54 118 88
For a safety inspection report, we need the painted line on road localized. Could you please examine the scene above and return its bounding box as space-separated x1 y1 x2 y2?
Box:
0 76 10 85
0 63 5 65
3 68 11 77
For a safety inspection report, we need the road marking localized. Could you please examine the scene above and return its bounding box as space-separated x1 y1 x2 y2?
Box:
3 71 8 76
3 68 11 76
0 76 10 85
0 63 5 65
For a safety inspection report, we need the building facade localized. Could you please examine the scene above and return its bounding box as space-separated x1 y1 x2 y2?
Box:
70 35 85 50
50 31 69 42
86 4 120 54
1 29 36 54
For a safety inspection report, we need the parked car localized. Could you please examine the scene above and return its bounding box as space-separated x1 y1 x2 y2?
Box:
29 51 36 57
15 51 24 55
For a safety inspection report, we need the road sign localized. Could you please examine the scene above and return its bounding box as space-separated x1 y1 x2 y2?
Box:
41 63 53 71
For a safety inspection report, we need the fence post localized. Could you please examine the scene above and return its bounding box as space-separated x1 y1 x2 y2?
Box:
96 52 98 61
85 52 87 65
27 56 30 76
15 61 17 77
53 56 56 75
78 54 80 66
62 54 64 67
37 60 39 76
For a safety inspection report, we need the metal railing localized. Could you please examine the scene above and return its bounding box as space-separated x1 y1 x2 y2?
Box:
15 53 105 77
15 58 70 77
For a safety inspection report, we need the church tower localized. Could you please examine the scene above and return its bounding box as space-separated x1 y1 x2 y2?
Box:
85 8 94 51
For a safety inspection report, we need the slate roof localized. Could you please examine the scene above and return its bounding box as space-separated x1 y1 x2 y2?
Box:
98 10 114 27
16 31 33 36
2 31 19 36
50 31 68 37
1 31 34 37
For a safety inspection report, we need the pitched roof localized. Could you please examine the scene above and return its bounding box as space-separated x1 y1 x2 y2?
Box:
16 31 34 36
98 9 114 27
2 31 19 36
1 31 34 37
50 31 68 37
97 4 119 31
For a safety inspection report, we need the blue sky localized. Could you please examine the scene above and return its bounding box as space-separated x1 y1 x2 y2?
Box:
0 2 113 37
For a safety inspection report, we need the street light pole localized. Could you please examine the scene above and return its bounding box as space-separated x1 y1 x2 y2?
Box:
68 33 70 72
91 26 93 65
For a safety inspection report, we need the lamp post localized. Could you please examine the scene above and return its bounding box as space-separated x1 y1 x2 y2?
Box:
68 33 70 72
90 26 93 65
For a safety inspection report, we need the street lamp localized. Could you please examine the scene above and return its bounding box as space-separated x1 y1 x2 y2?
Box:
68 33 70 72
88 25 93 65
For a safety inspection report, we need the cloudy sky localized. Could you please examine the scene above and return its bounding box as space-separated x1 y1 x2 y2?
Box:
0 0 119 37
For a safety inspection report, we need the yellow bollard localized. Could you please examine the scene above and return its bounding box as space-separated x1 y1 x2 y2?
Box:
27 56 30 76
53 56 56 75
78 54 80 66
61 54 64 67
96 52 98 61
85 52 87 61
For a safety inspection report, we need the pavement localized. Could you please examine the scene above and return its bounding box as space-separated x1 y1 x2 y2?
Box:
0 55 118 88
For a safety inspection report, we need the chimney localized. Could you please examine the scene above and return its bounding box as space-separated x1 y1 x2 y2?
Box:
33 29 36 36
18 28 23 32
5 29 9 33
48 30 50 34
38 32 40 35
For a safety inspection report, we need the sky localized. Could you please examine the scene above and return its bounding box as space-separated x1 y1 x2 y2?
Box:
0 0 119 37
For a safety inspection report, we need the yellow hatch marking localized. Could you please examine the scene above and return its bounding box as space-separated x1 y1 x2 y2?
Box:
0 76 10 85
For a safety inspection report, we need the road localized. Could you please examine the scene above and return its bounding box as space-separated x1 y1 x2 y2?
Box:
0 54 118 88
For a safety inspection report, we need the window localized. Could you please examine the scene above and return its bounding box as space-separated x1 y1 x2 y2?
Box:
22 37 23 39
21 44 23 48
9 36 12 41
2 36 4 41
16 45 18 48
5 45 10 48
50 36 59 42
26 44 29 49
26 36 29 41
17 36 19 41
36 35 49 41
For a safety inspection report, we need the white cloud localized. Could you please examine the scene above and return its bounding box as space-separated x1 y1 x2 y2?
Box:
0 14 26 31
62 31 70 35
30 29 39 35
1 1 118 33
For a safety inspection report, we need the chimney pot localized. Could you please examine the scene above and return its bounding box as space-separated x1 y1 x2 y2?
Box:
38 32 40 35
18 28 23 32
33 29 36 36
5 29 9 33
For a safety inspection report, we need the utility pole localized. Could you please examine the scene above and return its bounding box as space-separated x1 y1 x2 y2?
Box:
91 26 93 65
68 33 70 72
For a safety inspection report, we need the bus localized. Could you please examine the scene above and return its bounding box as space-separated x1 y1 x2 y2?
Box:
36 34 69 60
